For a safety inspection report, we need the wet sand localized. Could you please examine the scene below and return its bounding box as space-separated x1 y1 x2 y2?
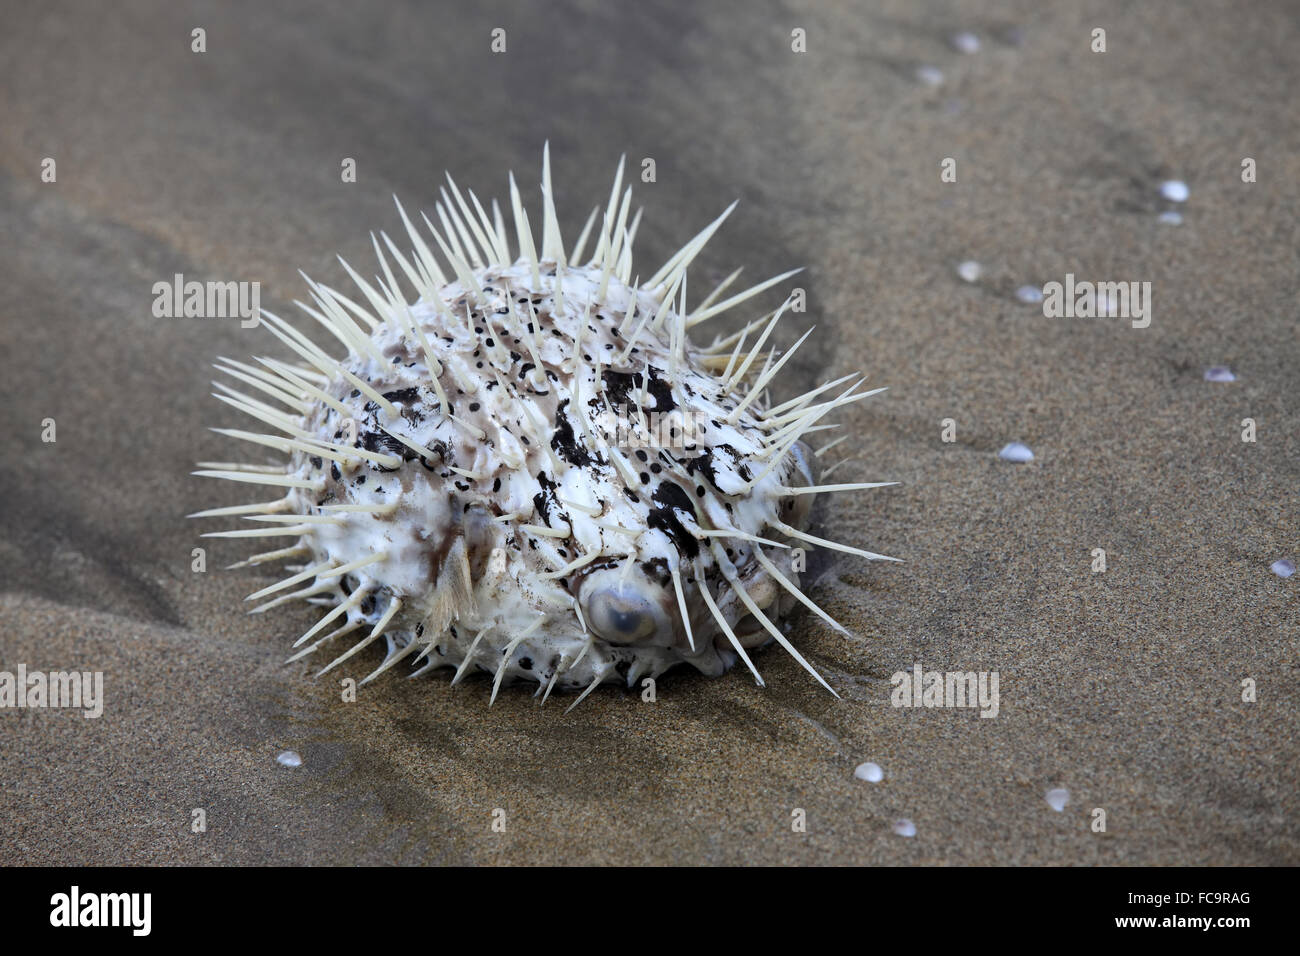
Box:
1 0 1297 864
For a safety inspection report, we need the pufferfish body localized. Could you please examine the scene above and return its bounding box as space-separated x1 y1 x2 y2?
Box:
194 148 895 706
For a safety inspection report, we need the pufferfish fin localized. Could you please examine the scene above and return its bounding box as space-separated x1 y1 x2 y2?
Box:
420 535 476 641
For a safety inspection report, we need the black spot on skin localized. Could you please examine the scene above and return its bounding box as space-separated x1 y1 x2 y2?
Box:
493 477 501 493
533 471 558 525
684 444 752 490
653 479 697 515
382 387 421 405
418 440 450 472
551 399 601 467
684 448 720 489
519 657 533 671
640 557 671 588
718 444 754 482
331 462 342 482
647 480 700 560
359 431 411 471
600 367 677 413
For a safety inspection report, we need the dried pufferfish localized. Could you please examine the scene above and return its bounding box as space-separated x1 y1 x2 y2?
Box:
192 147 895 708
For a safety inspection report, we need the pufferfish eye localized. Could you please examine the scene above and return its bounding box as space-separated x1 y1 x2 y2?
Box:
579 570 671 646
587 589 656 643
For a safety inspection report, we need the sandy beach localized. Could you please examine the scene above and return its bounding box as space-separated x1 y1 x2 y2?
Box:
1 0 1296 865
